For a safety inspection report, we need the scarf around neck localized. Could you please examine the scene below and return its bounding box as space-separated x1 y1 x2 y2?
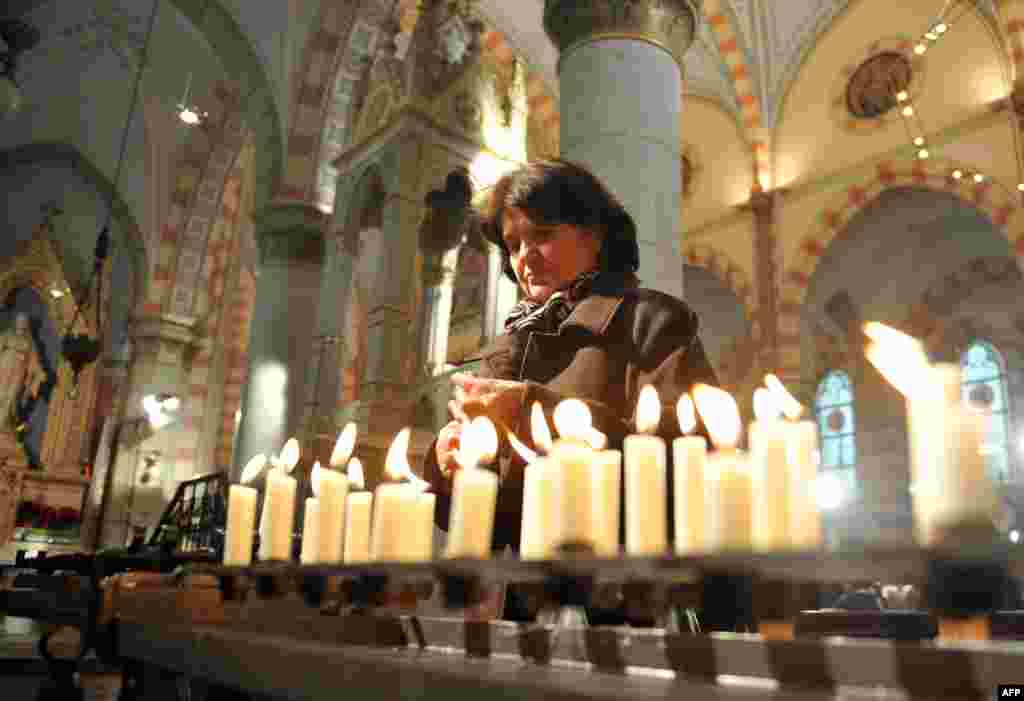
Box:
503 269 603 335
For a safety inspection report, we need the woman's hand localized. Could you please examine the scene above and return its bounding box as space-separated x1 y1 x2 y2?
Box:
435 419 462 479
450 373 528 432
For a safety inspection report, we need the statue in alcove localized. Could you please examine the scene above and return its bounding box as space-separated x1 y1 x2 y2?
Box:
0 313 56 469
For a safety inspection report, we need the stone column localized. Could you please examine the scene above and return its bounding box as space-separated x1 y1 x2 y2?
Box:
99 314 196 547
748 189 781 375
421 247 460 376
544 0 702 298
231 204 324 481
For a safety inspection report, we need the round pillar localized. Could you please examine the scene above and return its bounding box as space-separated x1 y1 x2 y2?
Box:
544 0 701 298
232 205 324 480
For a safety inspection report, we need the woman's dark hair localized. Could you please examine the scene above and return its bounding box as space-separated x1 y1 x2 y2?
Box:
479 159 640 283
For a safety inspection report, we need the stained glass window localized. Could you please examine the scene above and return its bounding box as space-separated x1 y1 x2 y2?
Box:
961 340 1011 483
815 370 858 499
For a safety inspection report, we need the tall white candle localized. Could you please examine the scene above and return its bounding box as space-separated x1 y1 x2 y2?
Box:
624 386 667 556
370 429 419 562
344 458 372 563
261 468 297 560
592 449 622 557
787 420 823 550
673 395 707 555
549 438 594 550
409 492 437 561
693 384 752 552
520 458 557 560
224 484 257 566
749 388 790 551
316 468 349 563
446 416 500 559
300 498 320 564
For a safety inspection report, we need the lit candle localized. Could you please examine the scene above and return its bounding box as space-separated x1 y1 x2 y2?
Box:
409 489 437 561
591 448 621 557
446 416 499 559
223 454 264 566
300 497 320 564
513 404 559 560
673 394 707 555
315 461 349 563
624 386 667 556
343 458 373 563
258 438 301 560
749 387 790 551
262 465 298 561
330 422 357 469
694 384 752 551
764 375 823 551
549 399 597 552
370 428 421 562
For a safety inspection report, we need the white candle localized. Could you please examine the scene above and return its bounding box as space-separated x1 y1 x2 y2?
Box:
549 438 595 550
749 396 791 550
224 484 257 565
446 417 500 559
261 468 297 560
673 435 707 554
316 468 349 563
371 482 417 561
344 457 372 563
787 420 823 550
693 384 751 552
409 492 437 561
707 449 753 551
520 458 557 560
624 386 667 556
300 498 320 564
344 492 373 563
591 449 622 557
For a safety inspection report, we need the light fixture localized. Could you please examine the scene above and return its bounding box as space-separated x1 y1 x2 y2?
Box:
935 23 947 34
914 44 927 55
60 0 161 399
952 170 963 179
49 287 66 299
1017 183 1024 192
896 91 908 102
902 106 914 117
917 148 929 159
176 72 208 126
142 393 182 429
974 173 985 183
913 136 925 146
925 32 937 41
1012 529 1020 544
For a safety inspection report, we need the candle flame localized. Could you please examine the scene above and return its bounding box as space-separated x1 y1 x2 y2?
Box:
239 453 268 485
863 322 928 360
311 460 323 498
384 427 412 480
677 394 697 435
635 385 661 434
458 416 499 469
348 457 365 490
508 430 538 464
863 322 932 399
764 374 803 420
692 384 741 450
280 437 300 473
330 422 357 468
553 399 592 442
530 402 553 454
586 427 608 451
753 388 781 422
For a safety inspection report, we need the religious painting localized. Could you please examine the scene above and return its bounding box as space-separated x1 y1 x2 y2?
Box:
446 244 488 365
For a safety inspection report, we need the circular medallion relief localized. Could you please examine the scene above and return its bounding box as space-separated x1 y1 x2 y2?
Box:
846 52 913 119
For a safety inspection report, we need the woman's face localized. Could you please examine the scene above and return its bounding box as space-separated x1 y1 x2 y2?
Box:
501 207 601 302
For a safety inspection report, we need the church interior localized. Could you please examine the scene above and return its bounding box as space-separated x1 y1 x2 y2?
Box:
2 0 1024 698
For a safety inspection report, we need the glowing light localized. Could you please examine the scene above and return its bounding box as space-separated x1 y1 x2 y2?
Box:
974 173 985 183
1012 529 1021 544
240 453 268 485
753 388 781 422
676 394 697 435
553 399 592 442
692 384 741 450
457 416 499 470
935 23 947 34
178 106 201 125
162 396 181 412
901 106 914 117
586 428 608 451
1017 183 1024 192
924 32 937 41
49 287 65 299
280 438 300 474
508 430 538 464
311 461 323 498
765 374 804 420
816 472 846 511
914 44 927 55
348 457 365 490
635 385 662 435
913 137 925 146
384 427 412 480
863 322 931 398
952 170 963 179
917 149 929 160
531 402 553 454
330 422 357 468
896 91 908 102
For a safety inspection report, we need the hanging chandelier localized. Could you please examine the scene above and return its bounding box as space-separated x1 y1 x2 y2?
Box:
59 0 161 398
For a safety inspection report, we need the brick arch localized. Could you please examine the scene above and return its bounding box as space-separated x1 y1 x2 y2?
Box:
778 157 1024 379
150 82 248 319
682 242 755 326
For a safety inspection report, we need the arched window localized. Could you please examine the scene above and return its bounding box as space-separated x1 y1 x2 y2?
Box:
961 340 1012 483
815 370 858 499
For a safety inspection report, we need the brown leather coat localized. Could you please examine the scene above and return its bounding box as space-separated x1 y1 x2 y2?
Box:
423 286 719 551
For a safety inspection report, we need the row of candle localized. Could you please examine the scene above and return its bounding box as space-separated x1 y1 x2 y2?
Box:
515 377 824 560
